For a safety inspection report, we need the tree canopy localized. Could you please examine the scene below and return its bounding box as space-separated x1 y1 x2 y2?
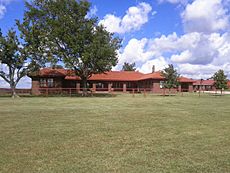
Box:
161 64 179 90
0 29 39 98
212 69 228 94
17 0 121 94
122 62 136 71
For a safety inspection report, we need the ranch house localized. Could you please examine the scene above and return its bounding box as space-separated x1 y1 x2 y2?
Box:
29 67 194 95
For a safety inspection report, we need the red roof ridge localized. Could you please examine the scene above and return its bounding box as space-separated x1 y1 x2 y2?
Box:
178 76 194 83
32 68 199 83
106 70 144 73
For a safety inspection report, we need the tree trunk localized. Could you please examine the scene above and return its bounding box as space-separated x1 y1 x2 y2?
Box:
82 78 88 96
11 85 19 98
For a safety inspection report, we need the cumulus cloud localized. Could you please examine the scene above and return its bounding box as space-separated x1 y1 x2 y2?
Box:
137 57 169 73
0 4 6 19
158 0 188 5
0 0 15 4
0 63 31 88
99 2 152 34
178 63 230 79
170 33 219 65
181 0 230 33
16 76 31 88
171 50 192 63
147 32 230 66
86 5 97 18
118 38 155 64
0 0 17 19
0 77 31 88
117 31 230 79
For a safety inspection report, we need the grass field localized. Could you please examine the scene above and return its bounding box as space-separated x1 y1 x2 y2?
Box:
0 93 230 173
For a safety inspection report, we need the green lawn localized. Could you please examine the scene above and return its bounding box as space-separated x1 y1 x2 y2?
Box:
0 94 230 173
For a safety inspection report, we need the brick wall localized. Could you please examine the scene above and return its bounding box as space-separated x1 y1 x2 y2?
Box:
31 78 41 95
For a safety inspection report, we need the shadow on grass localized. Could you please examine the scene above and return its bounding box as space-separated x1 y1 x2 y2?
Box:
210 94 224 97
0 93 117 98
158 94 177 97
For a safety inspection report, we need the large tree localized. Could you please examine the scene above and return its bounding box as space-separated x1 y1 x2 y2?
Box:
0 29 39 98
122 62 136 71
161 64 179 95
17 0 121 95
212 69 228 95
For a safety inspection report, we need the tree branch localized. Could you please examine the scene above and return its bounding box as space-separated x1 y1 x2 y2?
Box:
0 71 10 84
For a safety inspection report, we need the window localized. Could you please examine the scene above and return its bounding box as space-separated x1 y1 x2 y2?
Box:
40 78 54 88
160 81 165 89
40 79 47 87
113 82 122 89
47 78 54 87
96 83 104 88
127 82 132 88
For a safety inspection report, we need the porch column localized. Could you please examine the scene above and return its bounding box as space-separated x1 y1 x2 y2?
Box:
108 83 112 92
188 84 193 92
123 83 127 93
178 85 182 92
76 83 80 93
92 83 96 92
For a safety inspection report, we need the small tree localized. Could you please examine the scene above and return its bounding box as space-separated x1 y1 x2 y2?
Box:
122 62 136 71
18 0 121 95
161 64 179 95
212 69 228 95
0 29 39 98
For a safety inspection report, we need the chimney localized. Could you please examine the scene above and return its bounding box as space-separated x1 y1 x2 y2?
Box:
152 65 155 73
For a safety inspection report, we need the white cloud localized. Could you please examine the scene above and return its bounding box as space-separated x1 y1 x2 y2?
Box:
0 4 6 19
0 0 18 19
118 38 155 65
137 57 169 73
178 63 219 79
117 31 230 79
0 64 31 88
99 2 152 34
171 50 192 63
158 0 188 4
171 33 219 65
0 79 9 88
0 0 15 4
86 5 97 18
0 76 31 88
17 76 31 88
181 0 230 33
178 63 230 79
0 77 31 89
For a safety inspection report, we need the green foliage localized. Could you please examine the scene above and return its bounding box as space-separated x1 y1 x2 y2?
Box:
161 64 180 89
212 69 228 90
17 0 121 88
122 62 136 71
0 29 39 97
51 64 63 69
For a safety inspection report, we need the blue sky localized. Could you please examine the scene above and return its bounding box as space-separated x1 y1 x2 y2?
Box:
1 0 230 88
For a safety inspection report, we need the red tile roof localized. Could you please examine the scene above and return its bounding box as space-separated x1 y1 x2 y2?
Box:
32 68 196 83
65 76 81 80
193 80 215 86
139 71 165 80
178 77 194 83
29 68 67 77
66 71 144 81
